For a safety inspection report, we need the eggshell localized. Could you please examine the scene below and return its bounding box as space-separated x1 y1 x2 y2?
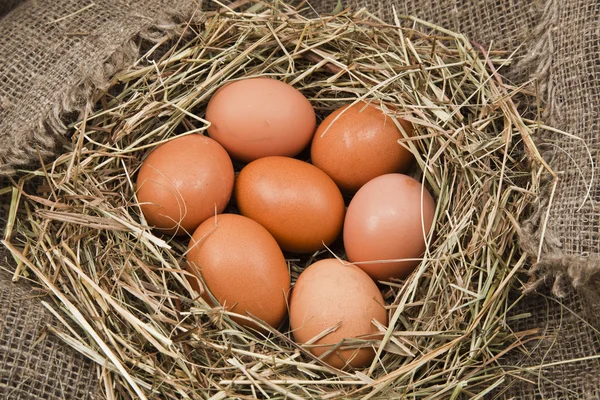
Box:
136 135 234 236
343 173 435 281
311 102 414 193
289 258 387 369
206 78 316 162
235 156 345 253
186 213 290 329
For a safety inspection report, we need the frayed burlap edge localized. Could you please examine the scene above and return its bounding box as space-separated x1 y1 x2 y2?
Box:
517 0 558 118
0 4 204 176
520 194 600 299
518 0 600 323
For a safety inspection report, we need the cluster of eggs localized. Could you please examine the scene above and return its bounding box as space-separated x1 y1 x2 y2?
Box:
136 77 435 369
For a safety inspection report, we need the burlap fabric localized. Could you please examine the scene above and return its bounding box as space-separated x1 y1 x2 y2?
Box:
0 0 201 175
517 0 600 324
0 0 24 17
1 0 599 399
0 183 98 399
0 268 98 399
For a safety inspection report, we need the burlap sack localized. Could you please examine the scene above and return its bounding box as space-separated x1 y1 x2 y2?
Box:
0 0 201 175
0 185 98 398
1 0 599 399
0 0 24 17
0 268 98 399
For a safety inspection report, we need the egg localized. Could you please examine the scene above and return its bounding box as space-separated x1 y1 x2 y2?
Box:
235 156 345 253
186 213 290 329
343 173 435 281
289 258 387 369
206 77 316 162
311 102 414 193
136 135 234 236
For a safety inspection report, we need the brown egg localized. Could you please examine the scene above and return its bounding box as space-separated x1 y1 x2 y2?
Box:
186 213 290 329
311 102 414 193
206 77 316 163
343 173 435 281
235 156 345 253
289 258 387 369
136 135 234 236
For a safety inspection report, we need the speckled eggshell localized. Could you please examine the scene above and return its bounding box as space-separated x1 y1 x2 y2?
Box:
235 156 345 253
186 213 290 329
206 78 316 162
289 258 387 369
311 102 414 193
343 173 435 281
136 135 234 236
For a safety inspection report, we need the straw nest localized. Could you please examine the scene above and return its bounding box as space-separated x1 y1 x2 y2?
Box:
4 2 554 399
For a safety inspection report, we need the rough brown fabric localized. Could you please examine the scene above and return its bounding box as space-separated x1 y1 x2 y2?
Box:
0 0 201 175
318 0 540 51
0 0 25 18
0 264 99 399
0 191 101 400
517 0 600 322
501 288 600 399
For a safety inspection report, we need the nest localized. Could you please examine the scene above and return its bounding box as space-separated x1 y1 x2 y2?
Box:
4 2 552 399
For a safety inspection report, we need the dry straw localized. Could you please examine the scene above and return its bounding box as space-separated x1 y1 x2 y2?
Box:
3 1 556 398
